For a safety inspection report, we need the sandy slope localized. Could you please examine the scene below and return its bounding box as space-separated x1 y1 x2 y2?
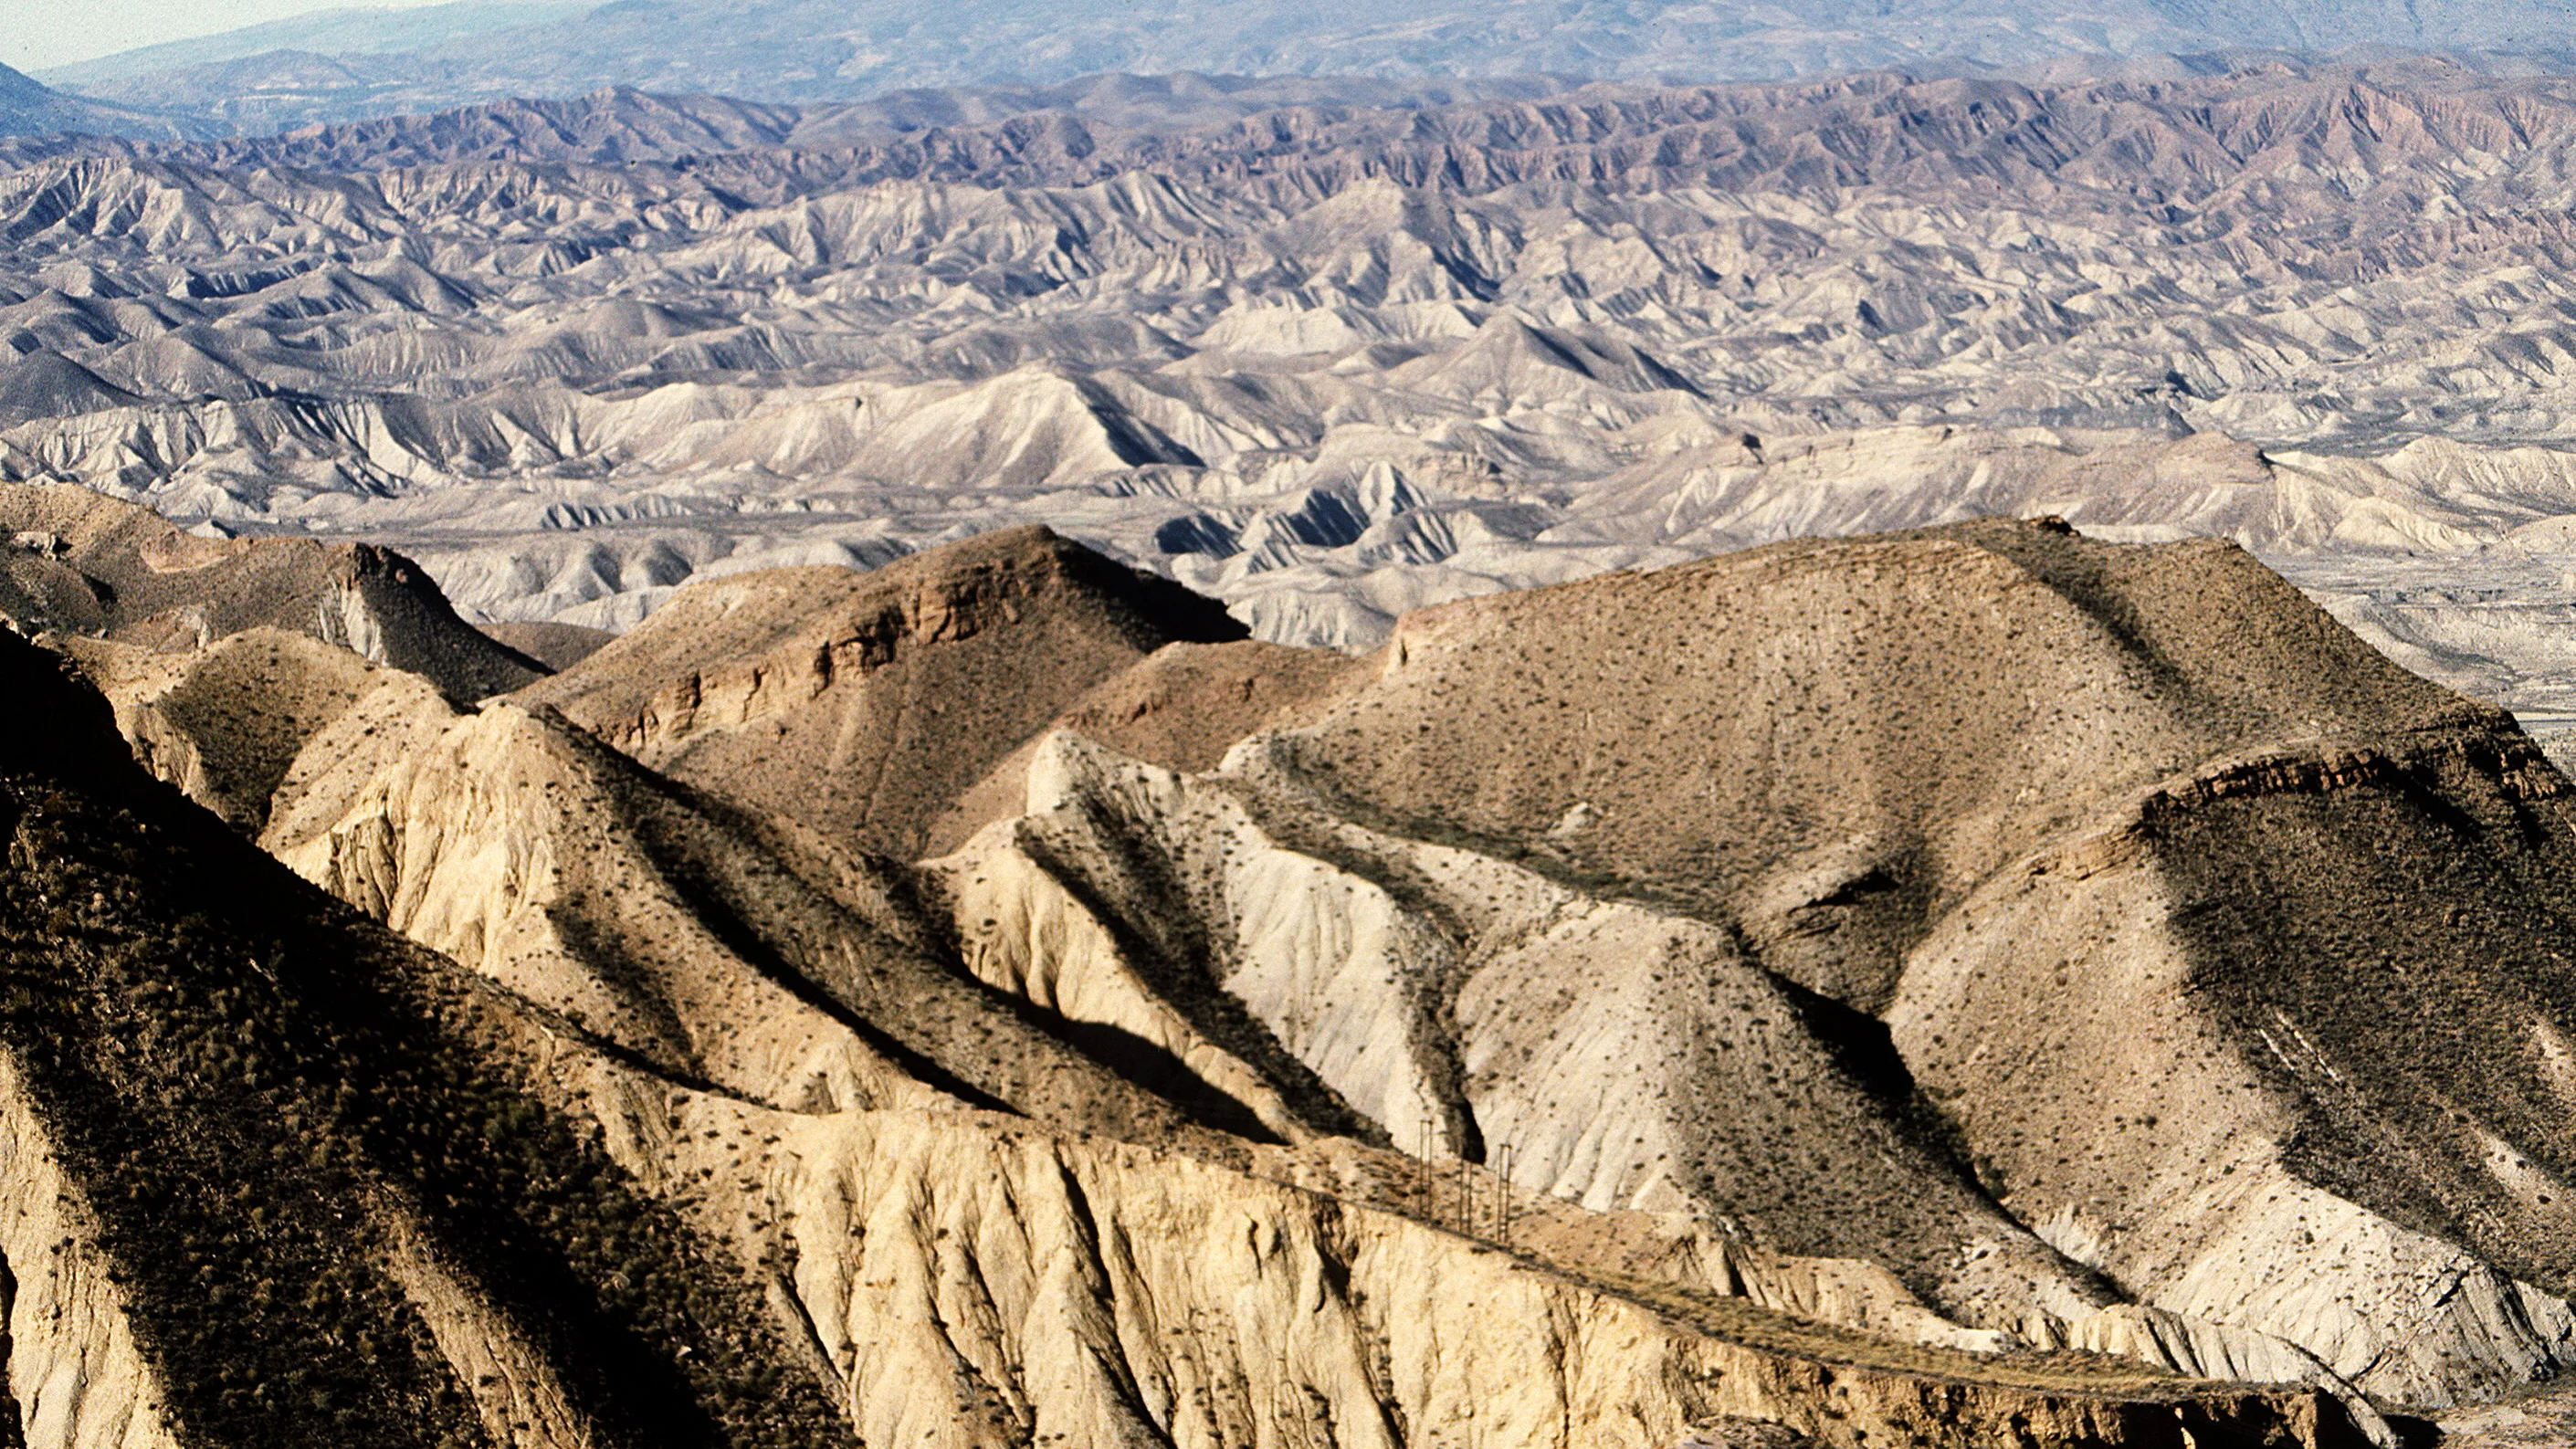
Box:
518 525 1248 859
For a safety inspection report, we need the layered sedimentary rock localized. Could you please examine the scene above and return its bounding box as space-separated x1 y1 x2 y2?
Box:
82 517 2545 1433
15 24 2576 1444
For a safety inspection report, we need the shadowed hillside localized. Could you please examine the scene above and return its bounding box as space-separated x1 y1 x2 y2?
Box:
931 518 2576 1410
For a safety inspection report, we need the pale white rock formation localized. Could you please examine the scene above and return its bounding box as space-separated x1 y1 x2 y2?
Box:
936 727 2441 1428
534 1051 2369 1449
838 518 2576 1430
0 1050 179 1449
0 522 2431 1449
1892 832 2576 1406
931 822 1319 1145
373 1209 603 1449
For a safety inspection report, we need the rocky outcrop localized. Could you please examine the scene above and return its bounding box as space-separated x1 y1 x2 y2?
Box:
659 1100 2371 1449
258 669 1243 1150
261 676 920 1117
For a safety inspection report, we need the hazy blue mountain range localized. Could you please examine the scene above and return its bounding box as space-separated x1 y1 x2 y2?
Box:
24 0 2576 135
0 62 208 141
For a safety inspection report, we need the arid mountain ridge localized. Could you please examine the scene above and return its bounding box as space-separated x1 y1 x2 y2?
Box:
13 65 2576 720
0 65 198 145
5 469 2576 1444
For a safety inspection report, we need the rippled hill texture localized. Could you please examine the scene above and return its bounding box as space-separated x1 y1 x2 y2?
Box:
14 64 2576 727
16 484 2576 1446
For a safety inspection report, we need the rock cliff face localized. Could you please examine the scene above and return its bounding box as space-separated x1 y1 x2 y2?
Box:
0 535 2389 1448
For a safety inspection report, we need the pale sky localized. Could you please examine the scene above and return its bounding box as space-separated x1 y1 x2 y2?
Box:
2 0 454 74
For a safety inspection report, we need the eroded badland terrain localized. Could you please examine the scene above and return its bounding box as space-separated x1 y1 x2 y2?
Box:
5 33 2576 1449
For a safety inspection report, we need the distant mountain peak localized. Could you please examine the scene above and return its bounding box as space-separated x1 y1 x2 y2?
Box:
29 0 2576 136
0 56 206 141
